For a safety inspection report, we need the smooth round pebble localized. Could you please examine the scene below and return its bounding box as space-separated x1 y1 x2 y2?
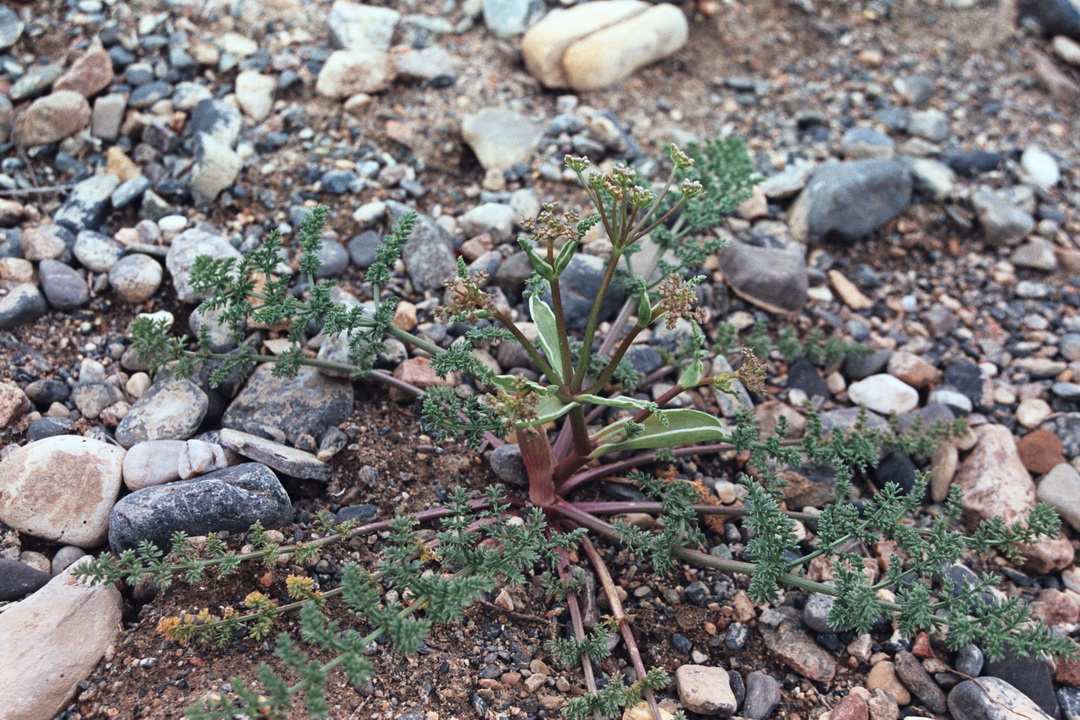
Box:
108 254 163 303
74 231 124 272
158 215 188 234
847 374 919 415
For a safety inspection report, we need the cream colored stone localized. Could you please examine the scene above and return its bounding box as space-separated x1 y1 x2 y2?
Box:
315 50 395 99
0 557 122 720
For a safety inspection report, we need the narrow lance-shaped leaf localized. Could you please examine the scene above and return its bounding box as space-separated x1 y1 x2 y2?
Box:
589 408 728 458
529 295 566 382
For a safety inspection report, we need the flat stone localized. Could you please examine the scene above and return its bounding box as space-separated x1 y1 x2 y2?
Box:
1037 463 1080 533
91 94 126 141
0 284 48 329
789 159 913 244
235 70 276 122
719 240 807 314
53 173 120 233
895 649 947 714
190 98 242 148
15 91 91 147
0 558 122 720
0 5 24 50
74 230 124 272
316 50 396 98
847 374 919 415
0 557 52 601
114 378 209 448
109 253 163 303
867 661 911 705
742 671 781 719
386 201 458 292
219 429 332 481
328 1 401 51
223 364 353 445
675 665 736 716
0 435 124 547
461 108 544 171
984 645 1059 717
191 133 243 205
761 616 836 683
39 259 89 310
972 188 1035 246
841 126 895 159
54 49 114 97
165 228 242 303
108 463 292 552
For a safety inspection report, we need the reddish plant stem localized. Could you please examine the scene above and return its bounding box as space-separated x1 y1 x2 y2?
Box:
572 501 820 524
557 442 740 497
579 535 663 720
518 427 557 506
553 546 601 715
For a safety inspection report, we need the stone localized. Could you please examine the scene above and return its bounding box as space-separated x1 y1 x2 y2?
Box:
223 364 353 445
930 442 959 503
675 665 736 716
983 645 1059 717
789 160 913 244
1021 147 1060 188
867 661 911 705
829 269 874 310
742 671 781 719
0 558 52 601
1016 397 1052 428
383 201 457 293
906 157 956 200
542 252 625 330
460 203 516 241
841 127 895 159
10 63 63 103
971 189 1035 246
0 284 48 329
0 381 30 429
128 81 170 108
718 240 807 314
847 375 918 415
74 230 124 272
483 0 545 37
235 70 276 122
760 615 836 683
54 174 120 233
490 443 528 486
0 558 122 720
109 253 163 303
15 91 91 147
192 134 243 205
165 228 242 303
907 109 949 142
50 546 86 576
38 259 89 310
316 50 396 99
328 1 401 51
218 429 331 481
955 645 984 678
1054 35 1080 65
954 424 1074 573
1037 463 1080 533
522 1 688 91
1021 0 1080 41
0 435 124 547
0 5 24 50
176 440 229 479
831 695 869 720
108 463 291 553
893 74 935 106
1012 239 1058 271
54 49 114 97
887 351 937 389
21 225 69 262
895 650 946 714
71 382 122 420
114 378 209 448
461 108 544 171
760 161 815 199
190 99 242 148
90 94 125 141
844 349 892 381
803 592 838 633
122 440 186 490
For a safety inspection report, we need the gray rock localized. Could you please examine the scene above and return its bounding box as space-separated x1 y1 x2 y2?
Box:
893 74 935 106
386 201 456 292
492 251 533 297
971 189 1034 246
0 284 48 329
26 417 76 441
165 228 242 303
789 159 912 244
91 94 127 141
222 364 353 445
955 644 984 678
742 671 781 720
115 378 209 448
393 45 456 81
895 649 947 714
74 230 124 272
1011 239 1057 271
72 382 123 420
1036 463 1080 532
9 63 63 102
905 157 956 200
542 253 626 330
802 592 838 633
675 665 736 716
108 463 292 552
122 440 186 490
109 253 163 303
760 161 815 199
328 1 401 51
348 230 380 268
0 558 52 601
908 109 949 142
190 99 242 148
1062 688 1080 720
218 429 331 481
53 174 120 233
192 134 243 205
840 126 895 159
1020 0 1080 41
315 239 349 279
490 443 528 486
483 0 545 37
128 81 171 109
844 348 892 380
459 203 516 241
718 240 807 314
461 108 543 171
948 677 1053 720
0 5 24 51
110 176 150 209
38 259 89 310
189 302 239 353
50 546 87 575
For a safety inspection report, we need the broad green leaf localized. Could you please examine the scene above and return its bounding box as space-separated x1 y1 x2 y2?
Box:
518 395 578 428
576 393 655 411
553 239 578 276
517 238 554 281
677 357 703 388
529 295 566 382
589 408 728 459
491 374 551 396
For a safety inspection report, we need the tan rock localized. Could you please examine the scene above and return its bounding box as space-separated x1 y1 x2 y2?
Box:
0 557 122 720
828 269 873 310
315 50 395 99
866 661 910 705
53 48 114 97
235 70 276 122
105 146 141 183
522 1 646 87
15 91 91 146
0 435 125 547
929 442 958 503
886 351 938 389
0 381 30 429
675 665 736 716
1017 428 1066 474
